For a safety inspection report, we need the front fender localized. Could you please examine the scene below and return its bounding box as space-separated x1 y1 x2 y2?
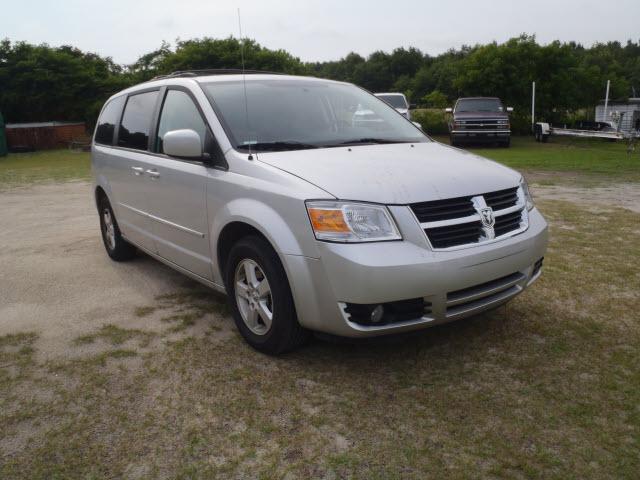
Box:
209 197 320 283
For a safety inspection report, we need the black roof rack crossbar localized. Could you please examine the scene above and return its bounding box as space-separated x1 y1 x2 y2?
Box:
151 69 286 81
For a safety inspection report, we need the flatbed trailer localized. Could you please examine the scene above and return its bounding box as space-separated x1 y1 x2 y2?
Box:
534 121 638 154
534 122 625 142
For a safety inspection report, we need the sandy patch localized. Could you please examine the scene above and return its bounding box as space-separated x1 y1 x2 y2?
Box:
531 182 640 213
0 182 231 361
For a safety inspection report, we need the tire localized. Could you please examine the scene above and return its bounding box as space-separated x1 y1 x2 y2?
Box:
98 195 136 261
225 236 309 354
500 138 511 148
450 135 458 147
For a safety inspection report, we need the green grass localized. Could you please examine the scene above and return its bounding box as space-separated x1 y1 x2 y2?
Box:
433 135 640 181
0 150 91 188
1 199 639 478
1 139 638 188
73 325 155 348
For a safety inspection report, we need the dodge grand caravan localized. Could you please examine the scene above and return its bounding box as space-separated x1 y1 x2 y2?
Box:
92 70 548 354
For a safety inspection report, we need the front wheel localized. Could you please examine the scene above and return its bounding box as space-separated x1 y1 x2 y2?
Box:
225 236 309 354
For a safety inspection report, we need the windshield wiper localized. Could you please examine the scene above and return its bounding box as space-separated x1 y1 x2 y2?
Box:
335 138 410 146
238 141 319 152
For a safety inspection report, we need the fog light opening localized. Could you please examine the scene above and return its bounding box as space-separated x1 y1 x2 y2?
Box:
371 305 384 323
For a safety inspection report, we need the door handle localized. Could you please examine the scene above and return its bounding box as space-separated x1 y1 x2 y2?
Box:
131 166 144 176
146 169 160 179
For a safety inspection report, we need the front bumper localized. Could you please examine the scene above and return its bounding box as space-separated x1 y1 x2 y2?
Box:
451 130 510 142
285 207 548 338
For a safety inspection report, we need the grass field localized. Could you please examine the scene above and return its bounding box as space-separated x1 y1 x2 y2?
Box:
1 144 639 478
0 150 90 188
439 135 640 182
1 136 638 188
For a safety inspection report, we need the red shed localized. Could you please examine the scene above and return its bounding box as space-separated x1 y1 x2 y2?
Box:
5 121 87 151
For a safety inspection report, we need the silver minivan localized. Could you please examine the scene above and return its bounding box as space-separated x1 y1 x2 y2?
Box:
92 70 548 354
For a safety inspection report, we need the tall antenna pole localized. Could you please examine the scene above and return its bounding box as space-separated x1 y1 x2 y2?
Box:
603 79 611 121
238 8 253 160
531 81 536 133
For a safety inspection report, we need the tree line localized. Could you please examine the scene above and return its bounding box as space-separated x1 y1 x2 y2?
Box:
1 35 639 133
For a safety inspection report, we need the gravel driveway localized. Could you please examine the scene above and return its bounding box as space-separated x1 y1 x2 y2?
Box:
0 182 229 360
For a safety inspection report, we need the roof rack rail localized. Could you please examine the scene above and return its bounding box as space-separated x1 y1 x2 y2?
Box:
150 69 286 81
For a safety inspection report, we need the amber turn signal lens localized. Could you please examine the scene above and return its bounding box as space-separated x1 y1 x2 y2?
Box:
308 208 350 233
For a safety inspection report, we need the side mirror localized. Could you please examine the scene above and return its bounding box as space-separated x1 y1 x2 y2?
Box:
163 129 203 159
409 103 417 110
412 121 423 130
445 107 453 113
507 107 514 113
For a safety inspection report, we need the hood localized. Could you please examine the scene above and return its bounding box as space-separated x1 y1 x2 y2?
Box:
454 111 509 119
256 142 520 204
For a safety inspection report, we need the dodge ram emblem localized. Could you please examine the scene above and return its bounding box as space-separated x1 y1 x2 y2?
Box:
479 207 495 228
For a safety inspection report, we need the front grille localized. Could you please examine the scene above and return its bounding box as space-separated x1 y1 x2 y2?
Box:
425 220 482 249
455 119 508 131
344 298 431 326
411 196 475 223
494 210 524 237
410 186 527 250
484 187 518 210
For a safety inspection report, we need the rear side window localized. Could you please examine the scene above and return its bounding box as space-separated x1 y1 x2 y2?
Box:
118 91 159 150
95 96 126 145
156 90 208 154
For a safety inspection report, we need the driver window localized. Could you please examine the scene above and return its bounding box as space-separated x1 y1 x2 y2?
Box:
156 90 208 154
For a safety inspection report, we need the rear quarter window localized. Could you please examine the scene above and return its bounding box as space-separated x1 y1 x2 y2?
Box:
94 96 126 145
118 91 160 151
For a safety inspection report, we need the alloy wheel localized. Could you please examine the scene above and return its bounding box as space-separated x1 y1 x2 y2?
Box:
234 259 274 335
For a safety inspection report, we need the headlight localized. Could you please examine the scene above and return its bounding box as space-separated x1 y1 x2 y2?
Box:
520 178 534 211
306 201 402 243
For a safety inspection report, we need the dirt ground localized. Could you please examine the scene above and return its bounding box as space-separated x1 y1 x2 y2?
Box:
1 180 638 360
0 182 234 362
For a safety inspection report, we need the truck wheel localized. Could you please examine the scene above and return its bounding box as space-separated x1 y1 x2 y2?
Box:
225 236 309 354
449 136 458 147
98 195 136 261
500 139 511 148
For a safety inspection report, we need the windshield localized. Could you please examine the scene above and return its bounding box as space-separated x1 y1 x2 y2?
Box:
376 94 408 109
201 79 427 151
455 98 504 113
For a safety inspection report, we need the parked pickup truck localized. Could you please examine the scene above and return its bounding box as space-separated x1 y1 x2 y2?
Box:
375 93 413 120
447 97 513 147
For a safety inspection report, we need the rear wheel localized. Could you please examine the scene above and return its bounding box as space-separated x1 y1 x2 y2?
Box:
225 236 309 354
500 138 511 148
98 195 136 261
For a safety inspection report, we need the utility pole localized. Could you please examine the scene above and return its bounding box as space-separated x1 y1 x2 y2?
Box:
603 80 611 120
531 81 536 133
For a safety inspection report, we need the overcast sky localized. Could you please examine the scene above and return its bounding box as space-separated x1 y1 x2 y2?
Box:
2 0 639 64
